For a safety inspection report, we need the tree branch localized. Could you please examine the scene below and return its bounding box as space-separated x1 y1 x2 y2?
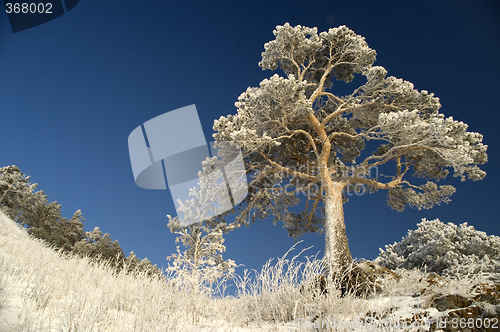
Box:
328 131 359 141
361 144 433 169
306 182 322 227
321 101 404 128
288 44 301 79
347 176 401 189
319 91 343 104
299 56 316 82
273 129 319 159
256 151 319 181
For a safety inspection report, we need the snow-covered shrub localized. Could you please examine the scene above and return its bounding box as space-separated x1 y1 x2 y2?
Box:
166 216 237 296
376 218 500 279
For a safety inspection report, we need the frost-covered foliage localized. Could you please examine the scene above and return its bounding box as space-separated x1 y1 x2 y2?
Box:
165 148 241 293
0 165 86 251
73 226 125 265
0 165 50 227
210 23 487 270
72 227 164 278
120 251 164 279
376 218 500 279
167 215 236 295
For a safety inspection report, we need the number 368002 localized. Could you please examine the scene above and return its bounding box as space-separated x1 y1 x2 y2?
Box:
5 3 53 14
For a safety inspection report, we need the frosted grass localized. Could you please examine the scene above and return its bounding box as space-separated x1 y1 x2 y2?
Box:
0 210 496 331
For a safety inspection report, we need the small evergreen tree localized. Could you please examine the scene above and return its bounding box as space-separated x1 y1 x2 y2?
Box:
166 151 239 293
73 227 125 266
62 210 86 251
122 251 164 279
167 215 236 294
0 165 46 226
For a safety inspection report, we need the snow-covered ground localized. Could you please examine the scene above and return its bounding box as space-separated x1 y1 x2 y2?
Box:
0 209 496 331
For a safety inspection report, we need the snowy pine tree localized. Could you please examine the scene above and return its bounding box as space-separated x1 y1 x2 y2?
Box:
73 227 125 266
122 251 164 279
28 201 69 247
167 215 236 294
165 146 239 292
62 210 86 251
211 23 487 273
0 165 47 227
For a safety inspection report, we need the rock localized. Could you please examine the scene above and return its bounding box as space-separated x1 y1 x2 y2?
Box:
429 304 500 332
426 291 500 332
430 294 472 311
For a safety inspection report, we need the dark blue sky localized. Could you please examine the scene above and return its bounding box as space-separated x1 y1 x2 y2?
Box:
1 0 499 276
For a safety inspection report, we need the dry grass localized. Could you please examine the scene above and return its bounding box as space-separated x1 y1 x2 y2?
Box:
0 210 496 331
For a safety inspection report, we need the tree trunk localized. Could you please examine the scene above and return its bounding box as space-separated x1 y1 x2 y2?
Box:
306 111 353 274
323 181 352 275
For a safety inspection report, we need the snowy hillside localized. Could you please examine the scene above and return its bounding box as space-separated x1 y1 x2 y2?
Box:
0 209 499 331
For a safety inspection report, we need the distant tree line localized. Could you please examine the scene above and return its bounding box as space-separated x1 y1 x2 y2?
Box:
0 165 163 279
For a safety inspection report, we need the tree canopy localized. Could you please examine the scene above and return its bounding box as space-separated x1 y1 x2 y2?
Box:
208 23 487 271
